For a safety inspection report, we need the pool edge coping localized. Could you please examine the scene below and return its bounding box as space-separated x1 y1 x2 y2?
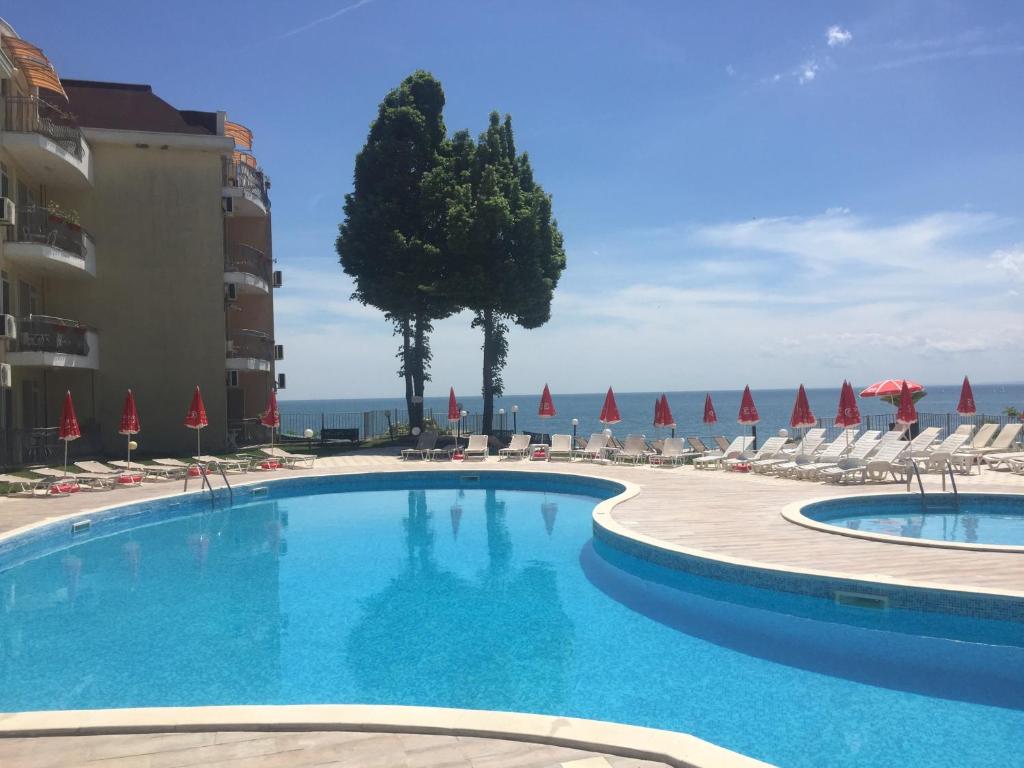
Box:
0 704 770 767
780 492 1024 555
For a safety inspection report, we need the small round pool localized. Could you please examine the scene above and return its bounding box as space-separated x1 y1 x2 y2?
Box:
798 493 1024 550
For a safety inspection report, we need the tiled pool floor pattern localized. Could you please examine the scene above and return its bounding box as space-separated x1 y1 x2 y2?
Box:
0 731 668 768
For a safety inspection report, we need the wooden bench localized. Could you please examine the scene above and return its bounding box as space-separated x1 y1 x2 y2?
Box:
320 427 360 446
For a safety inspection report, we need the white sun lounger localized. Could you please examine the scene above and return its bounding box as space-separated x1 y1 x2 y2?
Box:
751 430 828 473
612 435 653 464
498 434 531 459
693 436 753 470
918 432 972 472
547 434 574 461
401 431 438 460
724 436 788 470
108 460 183 479
649 437 696 467
30 466 114 491
261 446 317 468
196 455 252 473
821 440 908 484
0 473 55 496
576 433 611 462
775 431 862 478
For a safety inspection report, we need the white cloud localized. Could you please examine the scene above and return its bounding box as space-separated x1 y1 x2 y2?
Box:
826 25 852 48
797 60 819 84
725 64 736 77
280 0 377 39
990 245 1024 280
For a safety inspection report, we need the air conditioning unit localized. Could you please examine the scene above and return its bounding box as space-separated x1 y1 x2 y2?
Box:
0 363 11 389
226 370 239 387
276 372 286 390
222 196 234 214
225 282 238 301
0 198 15 227
272 270 282 288
274 344 284 361
0 314 15 339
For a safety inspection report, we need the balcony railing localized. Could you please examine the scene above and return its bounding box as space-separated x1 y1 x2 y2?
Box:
3 96 85 159
227 332 273 361
14 315 90 356
223 158 270 210
225 243 272 283
14 206 92 258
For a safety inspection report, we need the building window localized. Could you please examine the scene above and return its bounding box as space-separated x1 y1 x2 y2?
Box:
0 163 8 200
1 272 9 317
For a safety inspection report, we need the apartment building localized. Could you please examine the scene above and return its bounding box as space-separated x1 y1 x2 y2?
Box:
0 20 283 463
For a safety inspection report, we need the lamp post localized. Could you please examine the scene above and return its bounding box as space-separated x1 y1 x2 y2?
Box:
460 409 468 446
499 407 505 433
512 404 518 434
571 418 578 438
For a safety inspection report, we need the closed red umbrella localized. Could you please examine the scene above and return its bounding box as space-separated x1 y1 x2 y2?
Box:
957 376 976 416
653 398 662 427
790 385 815 429
656 393 676 436
835 380 861 428
789 384 815 452
599 387 621 425
738 385 759 425
538 384 556 418
119 389 141 470
895 380 918 426
184 386 208 459
59 390 80 479
703 393 717 427
447 387 460 422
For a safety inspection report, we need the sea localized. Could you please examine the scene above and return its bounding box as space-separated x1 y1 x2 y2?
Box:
280 382 1024 440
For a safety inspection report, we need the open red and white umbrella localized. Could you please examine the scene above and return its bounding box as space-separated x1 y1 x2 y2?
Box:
957 376 976 416
599 387 621 425
538 384 557 418
861 378 925 406
655 393 676 436
184 386 209 459
895 380 918 426
703 393 717 427
59 390 81 479
119 389 141 470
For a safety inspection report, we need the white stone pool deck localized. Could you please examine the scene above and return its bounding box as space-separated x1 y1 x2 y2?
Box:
0 451 1021 767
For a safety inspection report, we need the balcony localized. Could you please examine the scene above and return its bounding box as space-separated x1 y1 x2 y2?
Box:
6 206 96 279
1 96 92 188
226 330 272 372
7 315 99 369
224 243 271 294
223 157 269 217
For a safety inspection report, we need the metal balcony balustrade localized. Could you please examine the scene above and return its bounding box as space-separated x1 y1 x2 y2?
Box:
14 205 92 257
223 157 270 209
227 331 274 361
14 315 90 356
225 243 271 283
3 96 85 159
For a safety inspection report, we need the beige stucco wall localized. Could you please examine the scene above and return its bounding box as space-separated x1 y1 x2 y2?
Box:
46 140 229 455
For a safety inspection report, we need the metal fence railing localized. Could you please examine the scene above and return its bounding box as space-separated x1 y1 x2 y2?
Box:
223 157 270 209
813 412 1012 441
227 332 273 361
15 315 90 356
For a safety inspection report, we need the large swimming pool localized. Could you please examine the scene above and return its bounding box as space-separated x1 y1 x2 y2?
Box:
801 493 1024 547
0 472 1021 767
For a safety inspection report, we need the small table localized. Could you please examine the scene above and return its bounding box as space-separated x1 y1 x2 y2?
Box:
528 443 549 461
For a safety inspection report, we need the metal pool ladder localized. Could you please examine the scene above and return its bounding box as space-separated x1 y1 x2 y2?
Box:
183 462 234 505
906 458 958 507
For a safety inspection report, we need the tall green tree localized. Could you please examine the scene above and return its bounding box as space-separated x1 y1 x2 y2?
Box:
336 71 456 429
446 113 566 434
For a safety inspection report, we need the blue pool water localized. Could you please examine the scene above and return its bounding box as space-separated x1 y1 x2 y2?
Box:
804 494 1024 547
1 473 1022 768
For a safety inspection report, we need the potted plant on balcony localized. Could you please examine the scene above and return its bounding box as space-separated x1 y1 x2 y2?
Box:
45 201 81 230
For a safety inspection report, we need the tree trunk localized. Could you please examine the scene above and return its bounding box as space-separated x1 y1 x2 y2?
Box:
400 317 422 431
480 308 495 435
411 314 427 429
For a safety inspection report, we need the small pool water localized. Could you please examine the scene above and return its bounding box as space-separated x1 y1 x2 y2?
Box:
803 493 1024 547
0 473 1022 768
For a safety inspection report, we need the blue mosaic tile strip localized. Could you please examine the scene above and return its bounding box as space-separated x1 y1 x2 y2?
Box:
593 522 1024 623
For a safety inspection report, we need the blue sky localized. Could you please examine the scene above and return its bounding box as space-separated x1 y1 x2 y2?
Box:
10 0 1024 398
